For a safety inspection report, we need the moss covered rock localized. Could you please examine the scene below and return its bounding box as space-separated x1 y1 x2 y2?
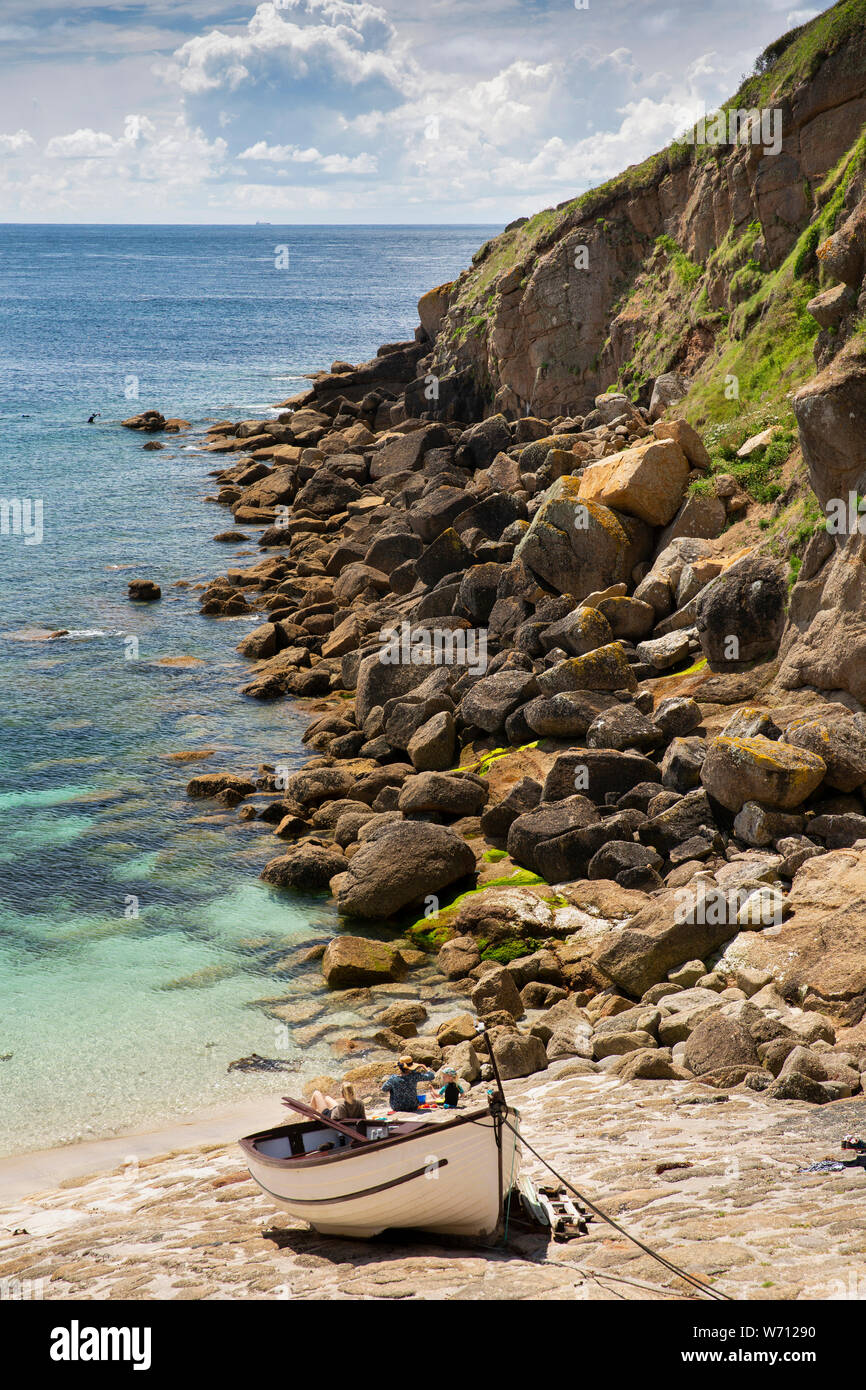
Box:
515 477 652 599
701 734 826 811
321 935 408 989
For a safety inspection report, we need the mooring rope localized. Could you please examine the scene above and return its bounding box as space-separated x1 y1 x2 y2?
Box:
503 1119 731 1302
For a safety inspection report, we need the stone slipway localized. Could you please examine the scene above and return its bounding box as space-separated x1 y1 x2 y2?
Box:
2 1068 864 1301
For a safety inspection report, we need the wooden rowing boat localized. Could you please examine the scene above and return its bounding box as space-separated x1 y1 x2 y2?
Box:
239 1098 521 1239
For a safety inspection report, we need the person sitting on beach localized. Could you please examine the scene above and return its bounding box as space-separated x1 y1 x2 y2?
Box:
381 1056 435 1113
437 1067 465 1109
309 1082 366 1122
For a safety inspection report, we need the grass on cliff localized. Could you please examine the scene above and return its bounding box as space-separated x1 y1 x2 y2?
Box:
730 0 866 109
687 413 797 505
682 124 866 425
450 0 866 325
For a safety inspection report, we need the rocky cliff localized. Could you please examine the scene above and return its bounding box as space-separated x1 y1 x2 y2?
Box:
138 0 866 1123
414 1 866 425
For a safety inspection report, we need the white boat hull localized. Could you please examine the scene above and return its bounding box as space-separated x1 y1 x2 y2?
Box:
240 1107 520 1239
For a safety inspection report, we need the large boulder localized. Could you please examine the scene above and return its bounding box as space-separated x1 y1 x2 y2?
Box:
437 934 481 978
638 787 716 854
649 372 689 421
397 771 488 817
542 749 661 804
700 735 826 812
186 772 256 800
407 711 456 771
261 844 348 890
491 1031 548 1080
586 704 662 753
536 644 637 695
578 438 690 527
522 691 617 738
461 670 539 733
458 414 511 469
540 605 613 656
515 478 652 599
283 764 359 807
408 487 474 544
695 555 787 671
792 339 866 507
782 717 866 792
436 1012 478 1047
321 935 408 988
615 1047 684 1081
470 964 525 1020
335 820 476 919
457 564 505 624
354 646 436 724
712 848 866 1024
592 888 743 997
370 423 452 480
776 529 866 703
682 1013 759 1076
651 418 711 469
507 795 601 881
293 470 361 518
480 777 543 839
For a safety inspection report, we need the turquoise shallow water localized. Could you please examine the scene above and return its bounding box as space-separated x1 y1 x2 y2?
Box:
0 223 498 1156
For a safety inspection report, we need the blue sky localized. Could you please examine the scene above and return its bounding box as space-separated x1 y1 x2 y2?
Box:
0 0 822 222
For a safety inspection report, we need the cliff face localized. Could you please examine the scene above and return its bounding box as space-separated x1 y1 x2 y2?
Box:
416 5 866 423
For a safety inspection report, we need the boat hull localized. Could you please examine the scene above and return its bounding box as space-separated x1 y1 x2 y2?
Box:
240 1108 519 1239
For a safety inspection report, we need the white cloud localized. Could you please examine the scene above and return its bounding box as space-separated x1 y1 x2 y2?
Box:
786 9 819 27
163 0 407 97
0 128 35 153
45 115 157 158
45 128 118 158
239 139 377 172
0 0 831 221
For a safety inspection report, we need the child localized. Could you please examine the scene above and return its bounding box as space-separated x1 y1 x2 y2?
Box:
437 1067 464 1109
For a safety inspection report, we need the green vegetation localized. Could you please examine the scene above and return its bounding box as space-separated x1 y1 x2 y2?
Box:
659 656 707 680
731 0 866 110
655 234 704 288
440 0 866 490
479 937 541 964
407 868 546 948
690 413 798 504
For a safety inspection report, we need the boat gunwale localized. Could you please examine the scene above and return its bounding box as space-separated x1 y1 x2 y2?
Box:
239 1106 499 1170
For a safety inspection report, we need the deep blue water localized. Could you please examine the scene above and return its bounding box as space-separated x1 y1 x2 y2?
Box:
0 224 498 1155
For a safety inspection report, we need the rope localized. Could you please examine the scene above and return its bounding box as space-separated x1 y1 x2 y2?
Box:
502 1119 731 1303
500 1119 519 1247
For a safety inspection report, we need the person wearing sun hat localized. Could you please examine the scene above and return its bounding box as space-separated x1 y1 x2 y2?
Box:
381 1055 436 1113
437 1067 465 1109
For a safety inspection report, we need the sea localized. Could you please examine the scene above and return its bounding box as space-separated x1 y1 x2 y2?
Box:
0 224 499 1157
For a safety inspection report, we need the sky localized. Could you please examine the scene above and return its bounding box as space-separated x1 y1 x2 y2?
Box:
0 0 824 223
